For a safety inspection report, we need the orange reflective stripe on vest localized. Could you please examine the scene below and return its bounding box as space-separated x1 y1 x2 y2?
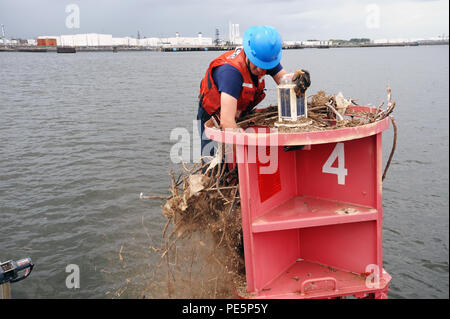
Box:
199 48 266 116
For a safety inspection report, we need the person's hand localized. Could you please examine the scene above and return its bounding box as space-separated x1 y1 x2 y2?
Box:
292 69 311 97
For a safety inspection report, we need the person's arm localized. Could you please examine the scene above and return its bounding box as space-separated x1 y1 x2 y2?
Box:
211 65 243 130
272 68 287 85
220 92 240 164
220 92 238 129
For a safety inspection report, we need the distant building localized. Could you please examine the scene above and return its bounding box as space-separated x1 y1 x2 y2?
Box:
35 32 215 48
229 22 242 45
283 41 302 46
58 34 113 47
113 36 138 46
372 37 447 44
138 37 160 47
112 37 129 46
165 32 213 46
301 40 332 46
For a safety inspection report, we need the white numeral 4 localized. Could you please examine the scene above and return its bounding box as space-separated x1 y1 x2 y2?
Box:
322 142 347 185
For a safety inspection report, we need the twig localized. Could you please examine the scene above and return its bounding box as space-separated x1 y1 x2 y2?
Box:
216 219 227 249
217 185 240 248
237 111 278 126
162 217 172 238
228 185 239 218
169 169 177 197
142 215 156 245
307 113 331 125
210 147 229 202
180 160 191 173
165 239 173 298
310 116 337 122
307 105 328 112
119 245 124 261
140 193 170 200
325 102 344 121
349 98 358 105
216 144 227 181
114 286 128 298
382 101 396 119
375 101 396 121
374 85 395 122
387 84 392 107
263 115 280 122
215 176 229 202
382 115 397 181
205 185 238 191
375 101 384 119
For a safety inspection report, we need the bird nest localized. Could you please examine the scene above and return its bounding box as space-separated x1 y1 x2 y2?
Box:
237 89 395 133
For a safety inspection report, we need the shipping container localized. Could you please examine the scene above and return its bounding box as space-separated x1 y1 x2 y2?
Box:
37 38 57 46
46 38 57 46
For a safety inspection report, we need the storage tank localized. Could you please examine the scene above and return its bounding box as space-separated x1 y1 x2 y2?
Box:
112 37 127 46
86 33 98 46
73 34 88 46
97 34 113 46
59 35 75 47
139 37 159 46
125 37 137 46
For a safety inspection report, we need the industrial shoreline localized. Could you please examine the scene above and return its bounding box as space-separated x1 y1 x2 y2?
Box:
0 40 448 53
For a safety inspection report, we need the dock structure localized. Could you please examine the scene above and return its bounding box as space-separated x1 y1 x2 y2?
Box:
0 44 239 52
160 44 238 52
1 40 447 53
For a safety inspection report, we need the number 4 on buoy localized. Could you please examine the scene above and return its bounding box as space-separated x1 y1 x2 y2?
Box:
322 142 348 185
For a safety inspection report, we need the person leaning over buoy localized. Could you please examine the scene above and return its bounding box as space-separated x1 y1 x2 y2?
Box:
197 25 311 157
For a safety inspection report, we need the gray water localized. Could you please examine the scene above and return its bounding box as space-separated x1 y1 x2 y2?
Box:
0 46 448 299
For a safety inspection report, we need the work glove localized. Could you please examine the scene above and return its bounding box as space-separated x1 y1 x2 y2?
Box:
292 69 311 97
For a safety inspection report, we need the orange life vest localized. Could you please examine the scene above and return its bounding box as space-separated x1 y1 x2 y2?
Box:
199 47 266 117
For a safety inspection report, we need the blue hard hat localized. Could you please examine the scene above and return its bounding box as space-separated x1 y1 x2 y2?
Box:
243 25 282 69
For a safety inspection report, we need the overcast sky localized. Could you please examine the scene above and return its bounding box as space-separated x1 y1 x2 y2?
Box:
0 0 448 40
